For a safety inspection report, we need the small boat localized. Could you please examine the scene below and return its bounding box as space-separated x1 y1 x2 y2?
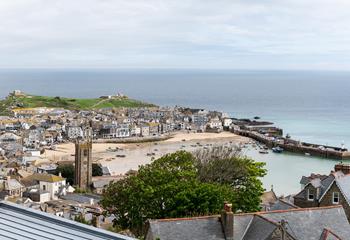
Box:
272 147 284 153
116 154 126 158
147 153 155 156
254 116 260 120
182 139 186 142
259 150 268 154
305 153 311 156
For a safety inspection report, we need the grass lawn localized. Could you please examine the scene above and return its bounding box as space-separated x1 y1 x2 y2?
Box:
0 94 156 114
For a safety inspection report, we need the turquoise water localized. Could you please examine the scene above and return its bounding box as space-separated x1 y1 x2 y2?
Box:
1 69 349 194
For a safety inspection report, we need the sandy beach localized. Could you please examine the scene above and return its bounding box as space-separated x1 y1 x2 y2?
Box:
42 132 249 175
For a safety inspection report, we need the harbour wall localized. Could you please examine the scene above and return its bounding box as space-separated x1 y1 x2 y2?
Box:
235 129 350 160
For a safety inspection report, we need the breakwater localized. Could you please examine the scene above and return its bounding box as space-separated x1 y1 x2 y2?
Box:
234 129 350 160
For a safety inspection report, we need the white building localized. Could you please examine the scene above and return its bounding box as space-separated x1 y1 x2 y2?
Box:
223 118 233 128
36 174 67 200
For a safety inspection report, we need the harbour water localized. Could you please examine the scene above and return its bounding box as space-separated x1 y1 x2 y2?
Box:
1 69 350 194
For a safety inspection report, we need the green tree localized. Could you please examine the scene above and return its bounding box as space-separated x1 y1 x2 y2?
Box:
92 163 103 176
194 146 267 212
55 163 103 186
101 151 235 236
55 164 74 185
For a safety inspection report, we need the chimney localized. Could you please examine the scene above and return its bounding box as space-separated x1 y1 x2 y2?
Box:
335 163 350 174
92 215 100 228
221 202 234 240
58 172 62 177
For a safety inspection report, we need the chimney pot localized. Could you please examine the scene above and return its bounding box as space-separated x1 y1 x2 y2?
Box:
221 203 234 240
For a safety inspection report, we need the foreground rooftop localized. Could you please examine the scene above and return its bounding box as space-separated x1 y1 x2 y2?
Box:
146 205 350 240
0 201 134 240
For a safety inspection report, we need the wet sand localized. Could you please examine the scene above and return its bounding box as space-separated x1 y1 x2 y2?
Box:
43 132 249 175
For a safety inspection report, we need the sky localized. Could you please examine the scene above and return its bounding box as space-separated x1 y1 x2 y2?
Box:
1 0 350 70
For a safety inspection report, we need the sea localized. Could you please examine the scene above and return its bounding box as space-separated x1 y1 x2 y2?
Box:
1 68 350 195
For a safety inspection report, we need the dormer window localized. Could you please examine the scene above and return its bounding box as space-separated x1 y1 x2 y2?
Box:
333 192 340 204
307 189 314 201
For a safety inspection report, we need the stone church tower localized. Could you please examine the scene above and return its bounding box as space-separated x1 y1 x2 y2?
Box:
74 128 92 190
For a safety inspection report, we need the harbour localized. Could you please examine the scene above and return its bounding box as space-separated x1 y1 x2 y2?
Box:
232 119 350 160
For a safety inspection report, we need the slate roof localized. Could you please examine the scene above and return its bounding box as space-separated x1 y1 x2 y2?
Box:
147 216 225 240
0 201 134 240
261 190 277 206
319 229 342 240
61 193 101 204
147 206 350 240
251 206 350 240
241 215 281 240
268 199 298 211
333 174 350 205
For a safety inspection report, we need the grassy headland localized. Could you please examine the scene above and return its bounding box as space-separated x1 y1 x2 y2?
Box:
0 93 156 115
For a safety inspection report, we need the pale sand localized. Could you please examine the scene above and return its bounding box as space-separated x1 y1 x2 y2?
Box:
43 132 249 175
164 131 245 143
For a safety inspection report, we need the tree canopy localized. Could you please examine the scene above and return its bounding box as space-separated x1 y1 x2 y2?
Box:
55 163 103 186
101 149 266 236
194 146 267 212
55 164 74 185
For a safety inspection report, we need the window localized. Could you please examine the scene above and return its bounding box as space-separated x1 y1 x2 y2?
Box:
333 192 340 204
307 189 314 201
43 185 46 191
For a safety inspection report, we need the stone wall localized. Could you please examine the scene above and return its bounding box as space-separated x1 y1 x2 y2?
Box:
319 182 350 221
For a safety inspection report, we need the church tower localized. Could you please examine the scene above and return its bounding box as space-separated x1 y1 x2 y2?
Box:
74 128 92 190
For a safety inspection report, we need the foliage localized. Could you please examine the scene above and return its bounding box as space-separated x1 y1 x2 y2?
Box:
74 187 90 194
74 214 90 225
101 151 235 236
194 146 267 212
55 164 74 185
55 163 103 186
0 94 156 115
92 163 103 176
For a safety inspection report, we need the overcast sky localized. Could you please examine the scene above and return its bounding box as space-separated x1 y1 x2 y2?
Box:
1 0 350 70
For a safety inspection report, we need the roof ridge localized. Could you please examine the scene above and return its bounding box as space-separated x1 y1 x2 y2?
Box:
236 205 342 216
321 228 343 240
150 205 344 222
149 215 220 223
278 199 300 209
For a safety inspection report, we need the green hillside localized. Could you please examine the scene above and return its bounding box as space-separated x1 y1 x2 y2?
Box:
0 93 156 115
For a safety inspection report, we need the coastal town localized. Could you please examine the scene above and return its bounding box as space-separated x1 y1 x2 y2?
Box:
1 90 350 239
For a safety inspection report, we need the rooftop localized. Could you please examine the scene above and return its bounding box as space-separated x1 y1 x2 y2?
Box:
147 205 350 240
0 201 134 240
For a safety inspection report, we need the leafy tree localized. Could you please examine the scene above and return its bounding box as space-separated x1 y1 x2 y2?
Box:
55 164 74 185
194 146 267 212
55 163 103 186
101 151 235 236
92 163 103 176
